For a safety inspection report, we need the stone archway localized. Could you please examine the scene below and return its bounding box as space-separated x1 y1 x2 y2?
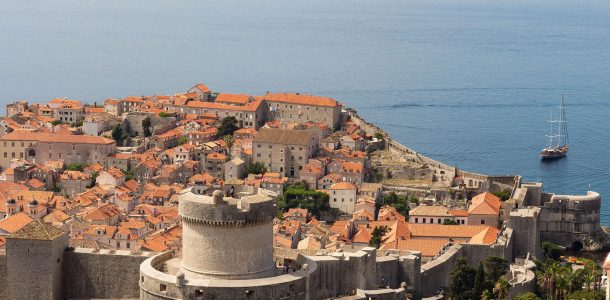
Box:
571 240 584 251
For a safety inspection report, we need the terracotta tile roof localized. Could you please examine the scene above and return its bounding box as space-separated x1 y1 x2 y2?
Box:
352 227 372 244
407 223 491 239
329 182 357 190
409 205 451 217
342 161 363 173
140 225 182 252
253 128 315 146
450 209 469 217
377 205 406 222
215 93 253 105
0 132 115 145
9 220 65 240
383 238 450 257
84 225 117 238
193 83 211 93
468 226 499 245
0 212 33 234
42 210 71 224
207 152 227 160
185 98 263 112
82 203 122 222
469 192 501 215
284 208 308 219
263 93 339 107
360 183 382 193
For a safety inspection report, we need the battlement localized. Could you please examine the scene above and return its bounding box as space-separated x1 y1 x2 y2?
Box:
179 189 276 226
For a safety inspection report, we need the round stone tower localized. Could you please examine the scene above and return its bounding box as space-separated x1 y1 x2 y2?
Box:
178 188 276 280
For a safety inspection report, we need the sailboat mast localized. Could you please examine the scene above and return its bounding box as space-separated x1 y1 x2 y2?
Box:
561 94 569 145
548 110 554 149
557 95 562 147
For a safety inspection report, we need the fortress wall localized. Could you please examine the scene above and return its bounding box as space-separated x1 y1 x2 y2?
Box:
420 244 464 296
0 251 6 300
141 252 319 300
540 191 602 247
63 248 152 299
376 256 400 288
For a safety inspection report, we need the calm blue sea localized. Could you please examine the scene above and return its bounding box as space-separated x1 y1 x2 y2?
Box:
2 0 610 223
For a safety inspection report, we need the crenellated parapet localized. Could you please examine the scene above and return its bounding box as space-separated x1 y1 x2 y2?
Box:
178 189 276 227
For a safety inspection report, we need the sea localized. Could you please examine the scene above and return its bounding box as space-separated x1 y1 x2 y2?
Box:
1 0 610 224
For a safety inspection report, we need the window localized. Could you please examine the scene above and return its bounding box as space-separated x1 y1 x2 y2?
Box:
481 220 485 225
415 218 418 223
422 218 426 224
160 284 166 292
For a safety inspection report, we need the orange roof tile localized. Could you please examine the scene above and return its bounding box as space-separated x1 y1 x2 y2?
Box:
0 212 33 234
384 238 450 257
329 182 357 190
215 93 253 105
263 93 339 107
469 192 501 215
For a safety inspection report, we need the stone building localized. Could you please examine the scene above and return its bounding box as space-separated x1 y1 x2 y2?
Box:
170 98 267 129
328 181 358 215
262 93 342 129
252 128 318 178
5 220 68 300
5 100 28 117
0 132 116 170
48 99 85 123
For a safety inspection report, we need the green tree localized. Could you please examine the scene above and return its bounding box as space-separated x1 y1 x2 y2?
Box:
381 192 410 217
481 289 493 300
88 171 99 188
493 189 512 201
374 132 384 140
222 135 234 148
368 226 389 249
484 256 509 289
111 124 128 146
158 111 172 117
66 163 84 171
541 241 563 261
449 257 477 300
279 183 330 217
493 276 511 300
246 162 267 175
473 262 486 299
443 219 459 225
177 136 188 145
142 117 152 137
537 260 560 300
566 289 605 300
217 116 239 137
514 292 541 300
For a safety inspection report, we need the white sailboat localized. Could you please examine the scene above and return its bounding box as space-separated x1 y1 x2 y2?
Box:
540 95 569 160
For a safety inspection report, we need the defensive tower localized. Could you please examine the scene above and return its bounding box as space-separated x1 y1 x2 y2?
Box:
178 188 276 280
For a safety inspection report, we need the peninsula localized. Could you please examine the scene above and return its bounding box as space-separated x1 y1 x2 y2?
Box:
0 83 607 300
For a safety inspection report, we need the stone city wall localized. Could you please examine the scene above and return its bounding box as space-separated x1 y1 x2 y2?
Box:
539 191 602 247
0 250 6 300
63 248 153 299
420 244 464 296
140 251 319 300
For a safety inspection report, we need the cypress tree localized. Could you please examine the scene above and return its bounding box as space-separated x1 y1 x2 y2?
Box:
473 262 486 299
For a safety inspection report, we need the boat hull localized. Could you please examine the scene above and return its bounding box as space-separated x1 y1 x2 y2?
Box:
540 145 569 160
